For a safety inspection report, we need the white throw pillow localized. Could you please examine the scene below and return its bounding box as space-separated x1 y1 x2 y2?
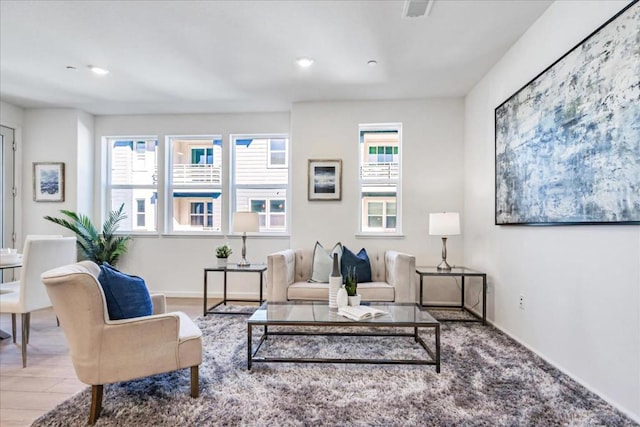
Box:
309 241 343 283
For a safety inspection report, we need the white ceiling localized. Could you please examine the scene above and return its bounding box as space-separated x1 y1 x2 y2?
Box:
0 0 552 115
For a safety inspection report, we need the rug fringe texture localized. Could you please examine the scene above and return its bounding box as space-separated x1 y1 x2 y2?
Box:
32 309 636 426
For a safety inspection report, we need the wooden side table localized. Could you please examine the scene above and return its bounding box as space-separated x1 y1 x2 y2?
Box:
203 264 267 316
416 266 487 325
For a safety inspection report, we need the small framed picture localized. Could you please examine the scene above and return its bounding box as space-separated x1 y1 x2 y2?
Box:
33 162 65 202
308 159 342 201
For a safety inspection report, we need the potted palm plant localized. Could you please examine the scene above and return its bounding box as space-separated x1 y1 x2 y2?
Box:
44 203 132 266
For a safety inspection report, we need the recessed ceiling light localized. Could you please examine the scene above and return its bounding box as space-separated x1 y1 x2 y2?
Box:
367 60 378 66
296 57 314 68
89 65 110 75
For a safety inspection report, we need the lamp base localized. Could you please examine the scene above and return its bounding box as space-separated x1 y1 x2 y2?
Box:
436 259 452 271
237 258 251 267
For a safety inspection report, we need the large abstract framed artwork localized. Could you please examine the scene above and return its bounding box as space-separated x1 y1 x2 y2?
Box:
495 1 639 226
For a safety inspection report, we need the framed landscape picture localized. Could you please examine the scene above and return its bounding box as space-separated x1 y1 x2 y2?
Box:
33 162 65 202
495 2 639 226
308 159 342 201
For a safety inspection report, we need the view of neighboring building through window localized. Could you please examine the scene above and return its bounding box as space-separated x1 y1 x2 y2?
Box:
233 136 289 232
106 137 158 232
359 124 401 233
168 136 223 232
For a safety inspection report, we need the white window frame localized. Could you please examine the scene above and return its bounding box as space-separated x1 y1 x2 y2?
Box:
166 135 223 235
231 134 290 235
104 136 159 235
357 124 402 235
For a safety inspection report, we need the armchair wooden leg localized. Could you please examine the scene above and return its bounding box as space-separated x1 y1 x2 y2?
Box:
11 314 16 344
89 384 103 425
190 365 199 398
20 313 28 368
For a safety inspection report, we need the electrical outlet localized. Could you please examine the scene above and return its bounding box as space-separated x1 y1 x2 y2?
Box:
519 294 525 310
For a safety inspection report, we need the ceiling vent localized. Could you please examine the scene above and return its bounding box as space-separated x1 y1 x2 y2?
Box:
402 0 434 18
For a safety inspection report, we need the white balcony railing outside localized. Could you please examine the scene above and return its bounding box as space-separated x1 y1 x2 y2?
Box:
360 162 399 180
157 164 222 184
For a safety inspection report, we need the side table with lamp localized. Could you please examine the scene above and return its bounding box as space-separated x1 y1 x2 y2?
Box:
423 212 487 325
203 211 264 315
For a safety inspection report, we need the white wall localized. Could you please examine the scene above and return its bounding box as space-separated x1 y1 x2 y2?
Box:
1 101 24 128
464 0 639 421
291 99 467 303
22 109 93 238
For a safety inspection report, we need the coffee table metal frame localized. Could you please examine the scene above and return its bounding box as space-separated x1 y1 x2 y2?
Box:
247 302 440 373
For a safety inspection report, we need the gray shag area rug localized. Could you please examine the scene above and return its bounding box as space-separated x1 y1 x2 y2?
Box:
33 307 636 426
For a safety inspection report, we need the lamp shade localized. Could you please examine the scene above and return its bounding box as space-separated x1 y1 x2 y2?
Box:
429 212 460 236
233 211 259 233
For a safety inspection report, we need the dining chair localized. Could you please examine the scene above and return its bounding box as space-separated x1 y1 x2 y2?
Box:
0 235 77 367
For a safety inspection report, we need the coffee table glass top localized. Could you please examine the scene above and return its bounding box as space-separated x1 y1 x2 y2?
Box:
248 301 437 326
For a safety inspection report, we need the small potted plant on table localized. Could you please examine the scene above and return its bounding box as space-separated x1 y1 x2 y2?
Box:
215 243 232 267
345 266 360 306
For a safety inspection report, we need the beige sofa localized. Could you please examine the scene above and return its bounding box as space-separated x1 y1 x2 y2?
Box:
267 248 415 303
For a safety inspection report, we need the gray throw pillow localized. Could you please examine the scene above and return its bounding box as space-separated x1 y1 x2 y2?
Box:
309 241 343 283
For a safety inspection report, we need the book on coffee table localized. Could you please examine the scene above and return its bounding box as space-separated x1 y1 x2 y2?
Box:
338 305 388 321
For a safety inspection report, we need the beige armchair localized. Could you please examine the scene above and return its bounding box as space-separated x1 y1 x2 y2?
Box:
267 248 415 303
41 261 202 425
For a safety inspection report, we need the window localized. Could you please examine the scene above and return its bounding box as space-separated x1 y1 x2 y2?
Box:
250 198 286 229
189 202 213 227
267 138 288 168
105 137 158 232
168 136 222 233
233 135 289 233
135 199 146 227
359 124 401 233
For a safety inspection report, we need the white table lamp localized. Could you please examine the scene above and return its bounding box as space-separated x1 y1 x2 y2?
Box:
429 212 460 271
233 211 259 267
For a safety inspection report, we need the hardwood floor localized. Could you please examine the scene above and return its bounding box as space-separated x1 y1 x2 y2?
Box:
0 298 204 427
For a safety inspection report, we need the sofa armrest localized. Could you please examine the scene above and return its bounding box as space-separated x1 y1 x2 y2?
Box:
267 249 296 302
385 251 416 303
150 294 166 315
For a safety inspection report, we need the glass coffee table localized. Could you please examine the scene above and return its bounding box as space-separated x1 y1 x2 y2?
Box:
247 302 440 373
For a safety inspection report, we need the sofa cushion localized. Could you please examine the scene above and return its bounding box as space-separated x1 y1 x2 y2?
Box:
288 281 330 300
309 241 343 283
287 281 394 301
98 263 153 320
341 246 372 283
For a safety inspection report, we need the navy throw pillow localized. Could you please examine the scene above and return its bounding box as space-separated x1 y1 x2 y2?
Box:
340 246 372 283
98 263 153 320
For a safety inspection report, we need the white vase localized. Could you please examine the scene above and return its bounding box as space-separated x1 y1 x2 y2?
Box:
328 276 342 308
216 257 228 267
336 285 348 308
348 295 361 306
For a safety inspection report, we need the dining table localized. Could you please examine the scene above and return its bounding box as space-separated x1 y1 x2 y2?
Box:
0 258 22 340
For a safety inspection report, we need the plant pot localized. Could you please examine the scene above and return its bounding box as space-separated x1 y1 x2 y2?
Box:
216 257 228 267
348 295 361 306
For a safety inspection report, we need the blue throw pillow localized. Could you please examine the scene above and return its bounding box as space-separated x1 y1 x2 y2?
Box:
340 246 372 283
98 263 153 320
